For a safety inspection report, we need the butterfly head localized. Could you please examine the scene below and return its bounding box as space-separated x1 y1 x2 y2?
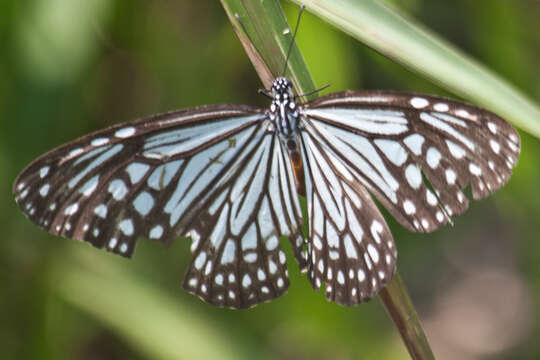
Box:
270 77 294 101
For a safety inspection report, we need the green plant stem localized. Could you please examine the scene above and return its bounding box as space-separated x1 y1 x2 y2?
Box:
220 0 435 359
220 0 316 96
379 272 435 360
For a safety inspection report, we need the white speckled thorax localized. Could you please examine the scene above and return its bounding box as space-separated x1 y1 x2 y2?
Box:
268 77 300 147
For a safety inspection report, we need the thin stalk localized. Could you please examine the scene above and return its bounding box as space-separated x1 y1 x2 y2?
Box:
379 273 435 360
220 0 435 359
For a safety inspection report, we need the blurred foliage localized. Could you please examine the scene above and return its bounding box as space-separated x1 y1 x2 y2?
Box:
1 1 540 359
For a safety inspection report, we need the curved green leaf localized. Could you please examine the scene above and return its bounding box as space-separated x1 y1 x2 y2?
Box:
52 249 246 360
291 0 540 137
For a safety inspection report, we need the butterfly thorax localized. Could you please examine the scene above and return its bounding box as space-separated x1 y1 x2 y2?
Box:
269 77 300 147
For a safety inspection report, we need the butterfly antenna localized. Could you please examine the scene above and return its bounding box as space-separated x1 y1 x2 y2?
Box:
295 83 331 98
234 13 265 66
281 5 305 77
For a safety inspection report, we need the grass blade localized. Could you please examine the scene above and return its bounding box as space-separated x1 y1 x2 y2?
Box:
291 0 540 137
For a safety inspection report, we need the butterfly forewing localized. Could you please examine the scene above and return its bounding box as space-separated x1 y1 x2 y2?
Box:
300 91 520 234
13 105 265 254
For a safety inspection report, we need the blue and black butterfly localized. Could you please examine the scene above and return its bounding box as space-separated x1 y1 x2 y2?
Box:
13 10 520 309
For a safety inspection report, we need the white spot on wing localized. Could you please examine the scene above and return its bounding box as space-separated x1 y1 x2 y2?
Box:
343 234 358 259
371 220 383 244
149 225 163 239
490 139 500 154
215 274 223 285
210 203 228 249
119 219 134 236
40 166 50 178
133 191 155 216
469 163 482 176
221 239 235 264
374 139 408 166
268 259 277 274
367 244 379 263
426 147 442 168
326 220 339 248
19 188 29 199
115 127 136 138
279 250 286 264
358 269 366 282
445 169 457 185
64 203 79 216
94 204 107 218
456 109 476 120
91 138 109 146
265 235 278 251
242 274 252 288
190 231 200 252
405 164 422 189
337 270 345 285
39 184 50 197
410 97 429 109
241 224 257 250
204 260 213 275
426 190 438 206
108 179 128 200
434 103 449 112
69 148 84 158
257 268 266 281
313 235 323 250
194 252 207 270
403 134 425 155
244 253 257 263
80 175 99 196
126 162 150 184
507 140 518 153
446 140 466 159
403 200 416 215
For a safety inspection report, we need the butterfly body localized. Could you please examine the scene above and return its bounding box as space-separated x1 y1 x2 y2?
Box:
13 79 520 308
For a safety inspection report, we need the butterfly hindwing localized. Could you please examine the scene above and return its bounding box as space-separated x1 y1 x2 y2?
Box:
300 121 397 306
183 134 305 308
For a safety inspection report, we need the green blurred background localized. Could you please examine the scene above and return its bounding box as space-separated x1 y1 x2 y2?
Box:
2 1 540 359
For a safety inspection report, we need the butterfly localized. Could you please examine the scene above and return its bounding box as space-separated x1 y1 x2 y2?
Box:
12 71 520 308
